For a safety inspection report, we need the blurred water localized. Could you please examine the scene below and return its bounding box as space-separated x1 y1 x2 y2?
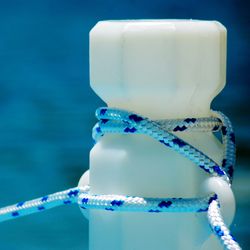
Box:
0 0 249 249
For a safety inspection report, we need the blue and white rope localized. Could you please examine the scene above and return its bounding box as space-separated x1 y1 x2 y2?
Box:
208 200 241 249
0 187 87 222
0 107 241 249
94 108 235 182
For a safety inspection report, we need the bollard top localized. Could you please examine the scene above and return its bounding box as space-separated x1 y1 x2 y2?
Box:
90 19 227 119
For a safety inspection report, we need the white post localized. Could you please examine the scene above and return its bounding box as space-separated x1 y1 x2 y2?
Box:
83 20 233 250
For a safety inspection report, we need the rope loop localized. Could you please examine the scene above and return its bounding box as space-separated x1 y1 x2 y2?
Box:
94 107 235 183
0 107 241 250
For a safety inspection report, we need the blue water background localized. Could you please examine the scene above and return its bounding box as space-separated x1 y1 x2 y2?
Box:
0 1 249 249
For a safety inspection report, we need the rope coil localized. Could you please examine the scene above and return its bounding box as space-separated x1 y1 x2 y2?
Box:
0 107 241 250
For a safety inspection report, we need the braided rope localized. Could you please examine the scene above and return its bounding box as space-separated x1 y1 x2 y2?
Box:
0 107 241 249
0 187 87 222
208 200 241 249
94 107 235 183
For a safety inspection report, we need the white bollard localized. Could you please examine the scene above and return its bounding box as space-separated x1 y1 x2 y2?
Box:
79 20 235 250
